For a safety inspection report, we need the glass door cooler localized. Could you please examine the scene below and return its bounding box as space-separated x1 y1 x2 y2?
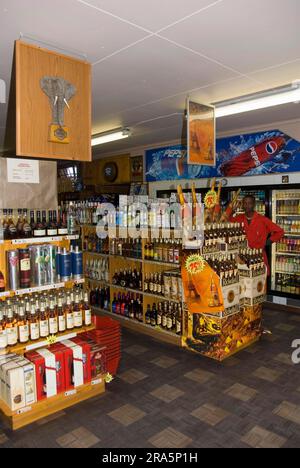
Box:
271 189 300 297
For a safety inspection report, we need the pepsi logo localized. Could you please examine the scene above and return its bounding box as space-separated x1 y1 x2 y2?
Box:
266 141 278 155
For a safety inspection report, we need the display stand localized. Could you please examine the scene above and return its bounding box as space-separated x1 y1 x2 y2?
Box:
0 235 106 431
82 225 181 345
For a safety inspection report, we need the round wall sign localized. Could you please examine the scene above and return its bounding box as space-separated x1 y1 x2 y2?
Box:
103 162 118 182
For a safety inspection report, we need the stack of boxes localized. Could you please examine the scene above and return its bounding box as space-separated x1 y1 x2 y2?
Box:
0 354 36 411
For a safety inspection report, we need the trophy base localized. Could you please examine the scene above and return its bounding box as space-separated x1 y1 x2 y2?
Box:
49 125 70 144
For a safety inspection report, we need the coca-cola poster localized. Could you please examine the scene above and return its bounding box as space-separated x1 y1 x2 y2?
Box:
145 130 300 182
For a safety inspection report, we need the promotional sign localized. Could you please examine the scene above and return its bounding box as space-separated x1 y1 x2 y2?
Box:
146 130 300 181
7 159 40 184
187 100 215 166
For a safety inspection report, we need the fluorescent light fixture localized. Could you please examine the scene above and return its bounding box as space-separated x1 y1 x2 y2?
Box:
214 82 300 118
92 128 131 147
0 79 6 104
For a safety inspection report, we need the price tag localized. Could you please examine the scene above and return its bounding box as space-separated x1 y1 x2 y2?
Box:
65 389 77 397
91 379 102 386
17 406 32 415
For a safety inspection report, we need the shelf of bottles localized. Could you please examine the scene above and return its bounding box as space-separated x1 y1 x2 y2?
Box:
230 189 267 216
271 189 300 293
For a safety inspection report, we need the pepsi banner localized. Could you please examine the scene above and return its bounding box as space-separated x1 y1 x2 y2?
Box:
145 130 300 182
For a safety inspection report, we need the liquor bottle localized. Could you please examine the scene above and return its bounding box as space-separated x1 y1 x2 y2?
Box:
150 304 157 327
56 296 66 333
73 293 83 328
34 211 46 237
82 291 92 326
47 211 58 236
65 295 74 330
145 305 151 325
166 305 173 332
156 302 163 328
58 207 68 236
21 210 32 238
16 209 24 239
161 302 168 329
6 306 18 346
0 310 7 349
2 209 9 240
29 303 40 341
48 298 58 335
39 301 49 338
112 293 117 314
18 304 29 343
7 209 17 240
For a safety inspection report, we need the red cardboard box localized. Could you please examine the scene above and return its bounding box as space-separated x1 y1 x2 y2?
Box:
69 337 92 384
25 351 45 401
51 343 74 391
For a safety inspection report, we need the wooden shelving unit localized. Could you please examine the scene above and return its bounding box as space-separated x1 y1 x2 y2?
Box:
0 379 105 431
0 234 106 431
82 225 182 344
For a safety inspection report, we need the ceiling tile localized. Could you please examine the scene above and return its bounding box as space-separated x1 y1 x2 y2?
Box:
92 35 236 129
0 0 148 64
82 0 218 31
249 60 300 88
161 0 300 75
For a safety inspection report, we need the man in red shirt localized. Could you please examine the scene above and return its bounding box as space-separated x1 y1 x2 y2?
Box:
233 195 284 275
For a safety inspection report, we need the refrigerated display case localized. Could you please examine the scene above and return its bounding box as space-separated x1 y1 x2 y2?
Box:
271 189 300 297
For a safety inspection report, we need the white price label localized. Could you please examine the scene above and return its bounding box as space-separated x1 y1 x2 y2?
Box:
17 406 32 415
65 389 77 397
91 379 102 386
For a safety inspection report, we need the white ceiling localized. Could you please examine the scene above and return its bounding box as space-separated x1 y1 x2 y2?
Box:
0 0 299 157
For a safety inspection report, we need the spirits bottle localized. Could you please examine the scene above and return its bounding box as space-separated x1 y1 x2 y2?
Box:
22 210 32 238
73 293 83 328
6 306 18 346
39 301 49 338
18 305 29 344
0 310 7 349
49 298 58 335
34 211 46 237
57 296 66 332
29 303 40 341
65 295 74 330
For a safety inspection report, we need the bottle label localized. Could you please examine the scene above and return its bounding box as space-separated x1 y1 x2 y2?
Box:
58 228 69 235
49 317 58 335
156 314 162 326
20 258 30 272
176 320 182 334
162 316 167 328
7 326 18 345
167 317 173 330
30 323 40 340
34 229 46 237
47 229 58 236
40 320 49 337
157 284 162 294
74 311 83 327
19 324 29 343
58 315 66 332
67 313 74 329
0 330 8 349
84 310 92 326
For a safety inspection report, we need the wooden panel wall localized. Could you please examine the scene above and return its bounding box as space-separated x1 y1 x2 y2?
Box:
16 40 91 162
82 154 131 186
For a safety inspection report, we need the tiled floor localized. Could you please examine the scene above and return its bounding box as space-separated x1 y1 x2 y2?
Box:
1 308 300 448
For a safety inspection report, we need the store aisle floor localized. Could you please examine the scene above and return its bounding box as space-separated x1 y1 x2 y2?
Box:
1 308 300 449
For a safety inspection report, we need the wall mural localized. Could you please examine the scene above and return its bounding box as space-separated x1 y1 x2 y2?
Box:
145 129 300 182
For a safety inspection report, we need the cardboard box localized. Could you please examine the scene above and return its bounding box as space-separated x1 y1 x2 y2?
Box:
222 284 240 309
25 351 46 401
36 349 58 398
0 354 17 401
240 275 266 299
53 343 74 391
60 340 84 388
79 336 107 379
69 338 91 384
13 358 36 407
2 361 25 411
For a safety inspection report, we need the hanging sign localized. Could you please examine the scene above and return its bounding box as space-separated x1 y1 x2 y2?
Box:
187 99 216 166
